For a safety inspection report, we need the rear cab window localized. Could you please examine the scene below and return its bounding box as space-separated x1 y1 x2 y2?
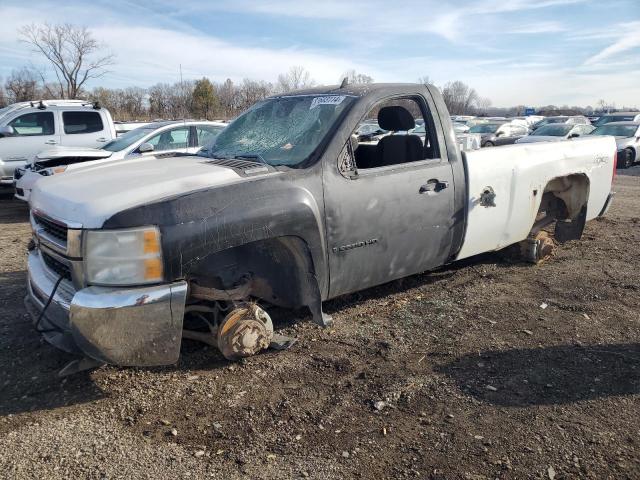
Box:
62 111 104 134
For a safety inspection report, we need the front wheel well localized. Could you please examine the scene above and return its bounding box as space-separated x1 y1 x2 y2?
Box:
187 236 322 310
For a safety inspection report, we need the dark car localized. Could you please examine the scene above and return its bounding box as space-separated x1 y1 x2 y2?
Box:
469 122 529 147
592 112 640 128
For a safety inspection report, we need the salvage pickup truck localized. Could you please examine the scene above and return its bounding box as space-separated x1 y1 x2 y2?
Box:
25 83 616 369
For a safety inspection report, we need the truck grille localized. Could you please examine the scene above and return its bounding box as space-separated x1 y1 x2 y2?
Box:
41 251 72 281
33 213 68 243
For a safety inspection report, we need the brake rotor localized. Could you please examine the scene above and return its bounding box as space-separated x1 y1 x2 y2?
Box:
217 304 273 361
521 230 556 264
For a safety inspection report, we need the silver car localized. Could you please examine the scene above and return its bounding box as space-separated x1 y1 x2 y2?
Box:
516 123 595 144
592 112 640 128
590 121 640 169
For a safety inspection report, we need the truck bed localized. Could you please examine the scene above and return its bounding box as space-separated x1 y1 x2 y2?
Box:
456 136 616 260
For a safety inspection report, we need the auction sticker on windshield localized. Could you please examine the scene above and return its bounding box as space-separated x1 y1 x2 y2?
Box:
310 95 346 109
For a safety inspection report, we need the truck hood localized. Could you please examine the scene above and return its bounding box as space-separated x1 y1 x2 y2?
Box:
516 136 563 144
30 155 248 228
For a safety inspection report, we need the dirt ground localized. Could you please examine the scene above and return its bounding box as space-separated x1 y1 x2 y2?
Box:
0 169 639 480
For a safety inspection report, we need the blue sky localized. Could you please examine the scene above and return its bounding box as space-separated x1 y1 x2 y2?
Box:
1 0 639 107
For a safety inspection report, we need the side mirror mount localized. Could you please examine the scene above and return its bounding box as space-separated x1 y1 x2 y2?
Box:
569 133 580 139
349 134 359 154
138 142 154 153
0 126 15 137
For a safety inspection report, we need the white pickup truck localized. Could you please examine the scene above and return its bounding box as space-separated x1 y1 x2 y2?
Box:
0 100 116 188
24 83 616 369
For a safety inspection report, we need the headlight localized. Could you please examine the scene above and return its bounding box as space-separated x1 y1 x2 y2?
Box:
43 166 67 176
85 226 163 286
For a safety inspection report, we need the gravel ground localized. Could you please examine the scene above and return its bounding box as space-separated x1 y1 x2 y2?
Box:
0 167 639 479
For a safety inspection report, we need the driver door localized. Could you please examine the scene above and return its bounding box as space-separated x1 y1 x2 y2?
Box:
322 96 455 298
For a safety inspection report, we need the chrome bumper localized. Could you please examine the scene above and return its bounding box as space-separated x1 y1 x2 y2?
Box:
26 249 188 366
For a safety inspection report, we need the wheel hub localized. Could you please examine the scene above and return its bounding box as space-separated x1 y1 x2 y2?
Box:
217 304 273 360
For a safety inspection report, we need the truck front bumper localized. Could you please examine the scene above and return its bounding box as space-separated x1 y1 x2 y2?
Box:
25 249 188 366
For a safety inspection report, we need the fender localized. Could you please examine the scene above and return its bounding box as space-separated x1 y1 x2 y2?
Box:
102 168 330 298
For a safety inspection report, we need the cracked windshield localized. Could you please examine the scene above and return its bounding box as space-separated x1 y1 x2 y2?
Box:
202 95 355 167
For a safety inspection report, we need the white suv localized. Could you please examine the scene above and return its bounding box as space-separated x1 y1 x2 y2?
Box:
0 100 116 188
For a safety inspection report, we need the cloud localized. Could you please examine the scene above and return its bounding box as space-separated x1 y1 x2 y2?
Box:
585 22 640 65
505 21 567 34
0 0 638 107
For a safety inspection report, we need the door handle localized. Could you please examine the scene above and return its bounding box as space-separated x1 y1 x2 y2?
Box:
419 179 449 194
96 137 107 142
44 139 58 145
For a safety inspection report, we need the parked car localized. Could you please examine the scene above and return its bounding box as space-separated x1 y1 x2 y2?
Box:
469 121 529 147
113 121 151 136
513 115 544 127
0 100 116 189
592 112 640 128
516 123 595 144
589 121 640 168
531 116 590 131
14 120 226 202
25 83 615 368
453 122 470 133
355 121 387 142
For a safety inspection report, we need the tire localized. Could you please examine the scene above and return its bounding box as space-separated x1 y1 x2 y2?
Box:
622 148 635 169
483 141 494 148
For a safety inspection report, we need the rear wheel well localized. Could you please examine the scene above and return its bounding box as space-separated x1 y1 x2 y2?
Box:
519 174 590 263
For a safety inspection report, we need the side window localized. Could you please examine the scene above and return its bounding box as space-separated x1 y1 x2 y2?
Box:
62 111 104 134
351 97 438 170
196 125 223 146
146 127 189 152
8 112 55 136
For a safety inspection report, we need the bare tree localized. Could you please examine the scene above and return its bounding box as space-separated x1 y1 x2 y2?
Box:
417 76 432 86
5 67 41 102
277 66 315 93
475 97 492 116
341 69 373 85
0 81 6 107
217 78 238 119
441 81 478 115
236 79 272 112
19 23 114 99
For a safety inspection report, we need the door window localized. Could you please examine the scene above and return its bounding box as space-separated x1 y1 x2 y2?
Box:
62 111 104 134
146 127 189 152
351 97 439 170
8 112 55 136
196 125 224 146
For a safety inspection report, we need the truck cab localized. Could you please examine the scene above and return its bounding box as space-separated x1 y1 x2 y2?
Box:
0 100 115 188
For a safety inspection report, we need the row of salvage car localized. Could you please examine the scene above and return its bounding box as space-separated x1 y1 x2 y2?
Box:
451 112 640 168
